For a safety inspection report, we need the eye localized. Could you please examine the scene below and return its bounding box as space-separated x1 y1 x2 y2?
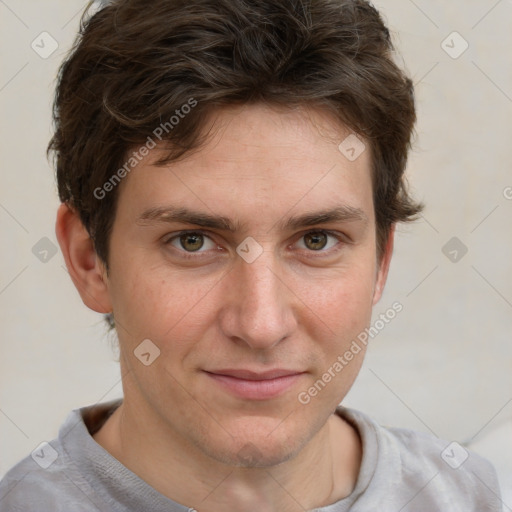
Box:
163 229 345 260
296 230 342 252
164 231 218 254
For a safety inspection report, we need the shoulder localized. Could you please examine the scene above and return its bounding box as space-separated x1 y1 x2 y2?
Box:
386 423 499 489
0 445 91 512
339 407 503 511
0 407 110 512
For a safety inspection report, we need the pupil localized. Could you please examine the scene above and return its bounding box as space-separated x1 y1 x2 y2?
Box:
305 232 327 251
181 234 204 252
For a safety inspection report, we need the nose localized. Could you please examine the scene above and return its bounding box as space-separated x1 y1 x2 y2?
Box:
218 254 297 350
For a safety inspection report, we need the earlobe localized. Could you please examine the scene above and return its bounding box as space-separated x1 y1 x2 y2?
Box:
372 225 395 305
55 203 112 314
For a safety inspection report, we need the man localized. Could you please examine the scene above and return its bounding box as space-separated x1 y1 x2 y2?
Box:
0 0 502 510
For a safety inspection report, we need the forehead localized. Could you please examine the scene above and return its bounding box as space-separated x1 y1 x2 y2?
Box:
117 104 374 228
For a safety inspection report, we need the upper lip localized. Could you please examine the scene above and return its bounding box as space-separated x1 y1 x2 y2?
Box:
205 369 305 380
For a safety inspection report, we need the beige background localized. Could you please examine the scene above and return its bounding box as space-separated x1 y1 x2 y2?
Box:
1 0 511 506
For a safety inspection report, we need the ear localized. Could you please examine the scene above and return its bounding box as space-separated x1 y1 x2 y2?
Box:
55 203 112 313
372 225 395 305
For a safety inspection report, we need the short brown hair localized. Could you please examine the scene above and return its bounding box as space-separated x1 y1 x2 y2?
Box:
49 0 422 266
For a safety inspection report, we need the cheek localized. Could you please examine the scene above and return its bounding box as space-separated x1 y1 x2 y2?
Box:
295 273 373 410
293 263 376 336
108 259 220 345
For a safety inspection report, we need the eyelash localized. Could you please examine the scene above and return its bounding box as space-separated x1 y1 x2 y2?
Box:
162 229 346 260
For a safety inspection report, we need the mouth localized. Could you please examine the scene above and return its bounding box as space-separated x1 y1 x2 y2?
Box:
203 369 306 400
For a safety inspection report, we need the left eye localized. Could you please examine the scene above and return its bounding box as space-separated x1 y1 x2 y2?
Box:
296 231 340 252
166 232 217 253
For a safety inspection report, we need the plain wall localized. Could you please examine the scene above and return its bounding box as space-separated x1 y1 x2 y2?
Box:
1 0 511 503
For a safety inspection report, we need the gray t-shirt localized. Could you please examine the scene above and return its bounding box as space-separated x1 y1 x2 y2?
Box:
0 400 502 511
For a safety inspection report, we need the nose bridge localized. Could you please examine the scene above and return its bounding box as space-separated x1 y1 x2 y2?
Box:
222 252 295 349
243 256 280 308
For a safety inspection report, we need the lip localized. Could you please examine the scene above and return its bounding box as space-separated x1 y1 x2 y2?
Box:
204 369 306 400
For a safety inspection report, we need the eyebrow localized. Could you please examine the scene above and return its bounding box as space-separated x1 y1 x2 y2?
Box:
137 205 368 232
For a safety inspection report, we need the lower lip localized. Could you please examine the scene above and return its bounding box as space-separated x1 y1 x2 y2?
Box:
205 372 304 400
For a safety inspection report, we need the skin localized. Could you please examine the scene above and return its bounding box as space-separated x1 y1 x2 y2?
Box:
56 103 394 511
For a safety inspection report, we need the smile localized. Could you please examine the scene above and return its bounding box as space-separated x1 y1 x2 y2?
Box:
203 369 306 400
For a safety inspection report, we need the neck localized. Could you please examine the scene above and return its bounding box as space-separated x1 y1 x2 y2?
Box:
94 397 361 511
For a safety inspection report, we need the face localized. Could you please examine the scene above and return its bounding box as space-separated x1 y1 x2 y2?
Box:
102 104 391 467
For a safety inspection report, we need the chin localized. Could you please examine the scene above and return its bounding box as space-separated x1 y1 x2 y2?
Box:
194 416 314 469
203 438 301 469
